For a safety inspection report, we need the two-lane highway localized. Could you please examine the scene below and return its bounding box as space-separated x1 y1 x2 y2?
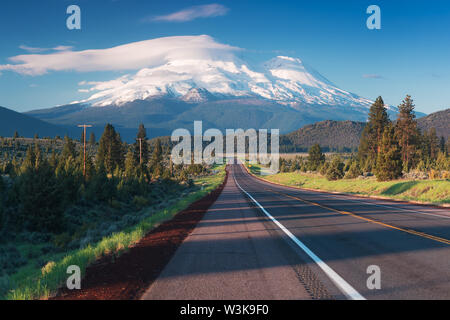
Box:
143 164 450 300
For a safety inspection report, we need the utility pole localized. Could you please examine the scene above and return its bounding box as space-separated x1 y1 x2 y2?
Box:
137 138 144 165
78 124 93 177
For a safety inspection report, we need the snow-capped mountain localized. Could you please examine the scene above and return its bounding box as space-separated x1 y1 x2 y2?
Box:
26 35 402 140
76 42 373 110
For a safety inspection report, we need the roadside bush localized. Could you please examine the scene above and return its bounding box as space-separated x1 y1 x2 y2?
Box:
53 232 72 249
0 245 26 275
319 162 329 176
120 214 140 229
326 157 345 181
79 235 94 249
101 224 119 238
345 161 362 179
435 152 450 171
361 157 375 174
308 144 325 171
25 232 52 243
41 261 56 276
14 163 64 233
132 196 150 210
40 244 54 255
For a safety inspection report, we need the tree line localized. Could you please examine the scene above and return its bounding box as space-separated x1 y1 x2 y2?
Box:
279 95 449 181
0 123 208 236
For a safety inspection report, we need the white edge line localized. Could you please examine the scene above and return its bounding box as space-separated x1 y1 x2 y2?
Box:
234 176 366 301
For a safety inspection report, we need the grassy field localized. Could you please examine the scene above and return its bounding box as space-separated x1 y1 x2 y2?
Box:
3 166 226 300
247 164 450 205
278 152 347 159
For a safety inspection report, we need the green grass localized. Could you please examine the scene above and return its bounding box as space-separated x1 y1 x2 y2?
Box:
4 166 226 300
247 163 450 205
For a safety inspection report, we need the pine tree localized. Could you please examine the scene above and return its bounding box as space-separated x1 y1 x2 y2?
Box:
422 128 440 162
89 132 96 146
395 95 419 171
133 124 149 165
21 145 36 172
49 149 58 168
280 161 287 173
439 136 446 154
345 160 362 179
435 152 450 171
319 161 329 176
61 136 77 160
86 163 114 202
85 152 95 180
96 124 124 175
375 124 403 181
150 138 163 176
124 148 137 178
326 156 345 180
34 143 42 169
308 144 325 171
17 159 64 232
358 96 390 170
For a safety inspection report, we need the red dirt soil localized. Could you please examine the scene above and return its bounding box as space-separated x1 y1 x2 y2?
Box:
52 168 229 300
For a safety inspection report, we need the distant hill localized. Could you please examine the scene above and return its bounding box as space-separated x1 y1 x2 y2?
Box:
146 121 365 154
280 120 366 152
0 106 78 138
0 105 138 141
417 108 449 140
279 109 448 153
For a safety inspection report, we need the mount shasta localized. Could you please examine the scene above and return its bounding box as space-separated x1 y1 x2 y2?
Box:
25 36 400 140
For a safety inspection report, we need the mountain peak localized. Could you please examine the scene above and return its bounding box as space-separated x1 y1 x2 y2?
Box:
181 88 215 103
74 36 372 109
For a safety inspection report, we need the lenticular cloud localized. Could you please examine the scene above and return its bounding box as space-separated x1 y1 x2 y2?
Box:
0 35 240 76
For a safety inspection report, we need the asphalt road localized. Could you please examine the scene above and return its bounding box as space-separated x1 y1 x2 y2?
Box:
142 164 450 300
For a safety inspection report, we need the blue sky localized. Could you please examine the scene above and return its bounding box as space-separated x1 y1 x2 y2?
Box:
0 0 449 114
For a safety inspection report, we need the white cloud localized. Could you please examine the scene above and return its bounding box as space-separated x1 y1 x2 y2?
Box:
151 4 229 22
19 45 73 53
0 35 239 76
53 46 74 52
19 45 48 53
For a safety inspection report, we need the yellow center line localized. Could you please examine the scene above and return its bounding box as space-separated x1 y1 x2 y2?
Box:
267 189 450 246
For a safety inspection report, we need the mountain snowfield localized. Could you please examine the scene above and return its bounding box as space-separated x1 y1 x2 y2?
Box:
75 36 374 110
